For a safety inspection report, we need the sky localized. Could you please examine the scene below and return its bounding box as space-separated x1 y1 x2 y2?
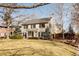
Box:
12 3 55 18
0 3 73 32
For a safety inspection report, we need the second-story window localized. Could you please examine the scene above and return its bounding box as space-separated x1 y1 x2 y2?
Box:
24 25 28 29
39 23 45 28
31 24 36 28
33 24 36 28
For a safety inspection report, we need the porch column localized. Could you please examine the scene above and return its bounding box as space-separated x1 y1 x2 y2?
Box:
27 31 28 39
38 32 40 39
38 32 41 39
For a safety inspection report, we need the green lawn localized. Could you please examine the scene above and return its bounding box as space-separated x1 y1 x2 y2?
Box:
0 39 76 56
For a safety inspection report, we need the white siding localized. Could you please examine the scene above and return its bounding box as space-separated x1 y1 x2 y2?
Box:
36 24 39 29
20 26 26 33
21 22 50 38
28 25 31 29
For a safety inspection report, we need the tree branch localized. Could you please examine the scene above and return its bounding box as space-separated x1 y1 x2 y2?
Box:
0 3 49 9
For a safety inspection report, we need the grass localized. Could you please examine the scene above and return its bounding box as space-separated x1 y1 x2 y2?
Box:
0 39 77 56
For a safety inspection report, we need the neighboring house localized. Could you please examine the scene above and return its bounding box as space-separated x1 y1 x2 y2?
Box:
21 18 51 39
0 25 15 38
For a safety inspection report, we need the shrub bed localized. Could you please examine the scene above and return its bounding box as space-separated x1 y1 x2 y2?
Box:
10 34 23 39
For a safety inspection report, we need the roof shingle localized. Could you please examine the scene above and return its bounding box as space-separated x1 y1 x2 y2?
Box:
22 18 51 25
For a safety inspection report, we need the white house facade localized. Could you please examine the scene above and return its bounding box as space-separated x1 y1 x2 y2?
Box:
20 18 51 39
20 17 62 39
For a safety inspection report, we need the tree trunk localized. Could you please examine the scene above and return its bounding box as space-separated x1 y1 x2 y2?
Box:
63 31 64 39
7 26 10 39
54 33 55 39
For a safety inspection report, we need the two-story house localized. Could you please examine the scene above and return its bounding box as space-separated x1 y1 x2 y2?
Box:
21 18 51 39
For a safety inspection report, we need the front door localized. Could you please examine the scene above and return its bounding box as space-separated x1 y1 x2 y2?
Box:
31 31 34 37
28 31 34 37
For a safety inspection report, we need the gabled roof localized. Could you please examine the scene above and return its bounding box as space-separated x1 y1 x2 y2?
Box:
22 17 51 25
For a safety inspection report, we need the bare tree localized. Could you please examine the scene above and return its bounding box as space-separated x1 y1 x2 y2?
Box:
57 4 64 39
0 3 49 9
0 3 50 39
49 4 64 39
71 4 79 30
0 4 17 39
